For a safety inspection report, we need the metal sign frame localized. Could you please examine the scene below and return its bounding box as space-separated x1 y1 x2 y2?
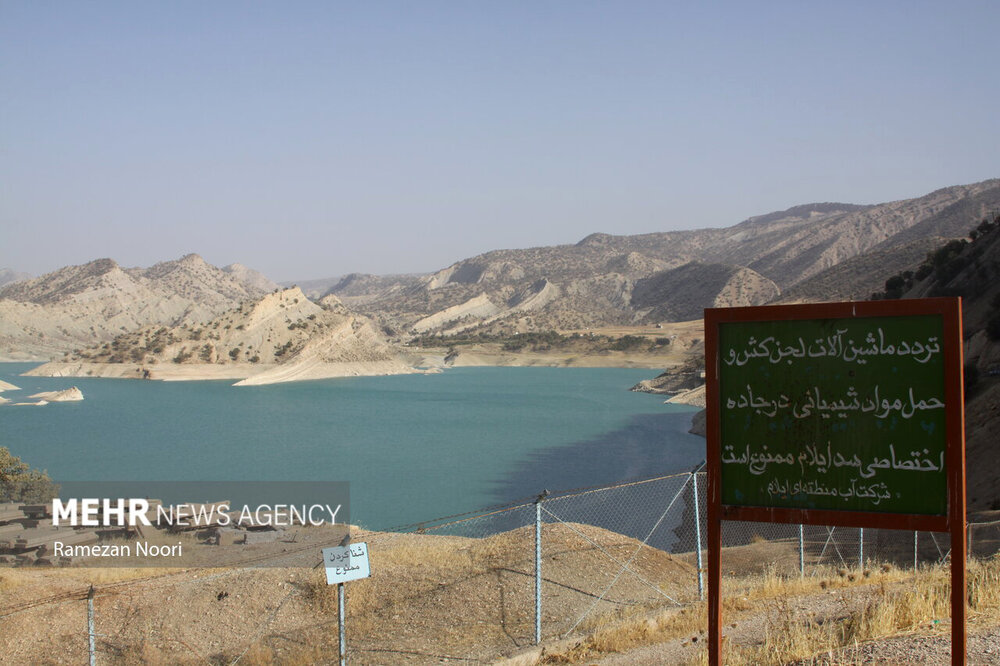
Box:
704 298 966 665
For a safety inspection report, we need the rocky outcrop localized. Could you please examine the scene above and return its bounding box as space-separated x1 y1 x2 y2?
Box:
28 387 84 402
631 357 704 395
411 294 501 333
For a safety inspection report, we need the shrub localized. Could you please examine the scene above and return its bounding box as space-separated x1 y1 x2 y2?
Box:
0 447 59 502
610 335 647 351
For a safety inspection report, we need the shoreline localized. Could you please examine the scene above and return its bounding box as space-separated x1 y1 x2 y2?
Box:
20 360 420 385
17 348 687 385
16 355 706 432
404 348 684 370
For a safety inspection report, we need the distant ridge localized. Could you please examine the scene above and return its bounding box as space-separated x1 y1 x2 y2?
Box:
223 262 280 293
326 178 1000 336
0 268 31 288
4 178 999 360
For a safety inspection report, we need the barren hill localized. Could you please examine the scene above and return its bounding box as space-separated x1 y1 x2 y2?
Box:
26 287 415 385
0 255 273 360
331 179 1000 336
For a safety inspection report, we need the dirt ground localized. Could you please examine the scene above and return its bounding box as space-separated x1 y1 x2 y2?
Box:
592 588 1000 666
0 522 696 665
3 521 997 665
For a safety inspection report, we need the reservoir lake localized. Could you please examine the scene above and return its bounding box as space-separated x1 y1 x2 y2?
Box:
1 364 703 529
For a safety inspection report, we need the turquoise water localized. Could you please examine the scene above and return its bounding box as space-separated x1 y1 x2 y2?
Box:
0 364 703 529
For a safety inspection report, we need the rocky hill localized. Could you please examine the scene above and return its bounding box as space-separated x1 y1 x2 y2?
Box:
27 287 415 385
332 179 1000 336
0 254 272 360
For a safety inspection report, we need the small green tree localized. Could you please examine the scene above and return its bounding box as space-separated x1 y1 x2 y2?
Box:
0 447 59 503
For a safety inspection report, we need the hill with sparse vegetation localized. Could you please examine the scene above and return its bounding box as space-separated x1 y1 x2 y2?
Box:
0 254 274 360
26 287 416 385
325 179 1000 337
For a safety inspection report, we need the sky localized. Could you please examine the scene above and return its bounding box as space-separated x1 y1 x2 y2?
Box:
1 1 998 283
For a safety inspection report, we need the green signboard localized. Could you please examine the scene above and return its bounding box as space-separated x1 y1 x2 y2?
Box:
718 313 947 516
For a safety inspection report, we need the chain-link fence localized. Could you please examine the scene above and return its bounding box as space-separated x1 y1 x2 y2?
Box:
3 470 999 664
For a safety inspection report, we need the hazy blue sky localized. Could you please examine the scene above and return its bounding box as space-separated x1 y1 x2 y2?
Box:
2 1 997 282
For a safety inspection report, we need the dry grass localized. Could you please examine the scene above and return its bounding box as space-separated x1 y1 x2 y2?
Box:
8 521 998 665
724 561 917 602
0 569 21 593
541 557 1000 665
541 605 706 663
0 563 189 590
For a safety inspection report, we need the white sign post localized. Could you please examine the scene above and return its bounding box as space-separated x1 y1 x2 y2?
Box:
323 542 371 665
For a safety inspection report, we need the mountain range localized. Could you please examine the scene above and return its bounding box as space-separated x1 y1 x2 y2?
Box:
323 179 1000 335
0 268 31 288
2 178 999 361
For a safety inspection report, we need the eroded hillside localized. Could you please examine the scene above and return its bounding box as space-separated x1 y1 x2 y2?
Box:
0 254 272 360
331 179 1000 337
26 287 415 385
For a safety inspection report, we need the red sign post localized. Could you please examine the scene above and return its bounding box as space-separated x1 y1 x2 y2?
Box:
704 298 966 665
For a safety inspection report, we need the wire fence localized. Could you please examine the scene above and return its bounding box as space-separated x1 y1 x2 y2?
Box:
3 470 999 664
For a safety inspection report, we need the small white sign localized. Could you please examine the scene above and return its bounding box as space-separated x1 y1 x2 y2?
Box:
323 542 371 584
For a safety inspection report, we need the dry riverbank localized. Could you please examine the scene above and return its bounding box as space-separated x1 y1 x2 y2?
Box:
23 360 418 385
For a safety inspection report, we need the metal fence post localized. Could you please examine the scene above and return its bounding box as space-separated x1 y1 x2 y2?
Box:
87 586 96 666
691 462 705 600
798 524 805 577
859 527 864 568
914 531 918 570
535 489 548 645
338 582 346 666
